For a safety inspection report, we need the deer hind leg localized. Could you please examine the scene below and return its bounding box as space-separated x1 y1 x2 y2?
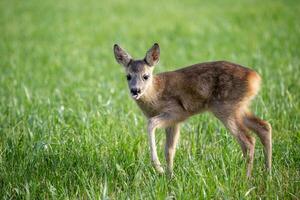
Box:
244 112 272 170
226 117 256 177
213 108 256 177
165 124 180 177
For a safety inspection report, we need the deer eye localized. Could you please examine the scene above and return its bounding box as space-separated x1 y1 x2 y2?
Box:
143 74 150 80
126 74 132 81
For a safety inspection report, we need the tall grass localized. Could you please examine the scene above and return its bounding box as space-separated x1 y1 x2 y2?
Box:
0 0 299 198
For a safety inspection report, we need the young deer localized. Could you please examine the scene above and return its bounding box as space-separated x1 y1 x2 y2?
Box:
113 43 272 177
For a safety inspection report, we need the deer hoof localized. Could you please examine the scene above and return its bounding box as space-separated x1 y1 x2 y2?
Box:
154 164 165 174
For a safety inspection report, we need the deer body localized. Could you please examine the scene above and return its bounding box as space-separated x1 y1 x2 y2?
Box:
136 61 260 118
113 44 272 177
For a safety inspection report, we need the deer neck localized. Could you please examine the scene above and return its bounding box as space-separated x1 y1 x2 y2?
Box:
137 75 162 104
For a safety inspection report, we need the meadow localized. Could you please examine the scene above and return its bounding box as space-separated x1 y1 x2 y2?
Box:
0 0 299 199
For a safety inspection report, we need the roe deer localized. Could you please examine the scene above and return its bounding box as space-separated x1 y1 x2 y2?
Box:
113 43 272 177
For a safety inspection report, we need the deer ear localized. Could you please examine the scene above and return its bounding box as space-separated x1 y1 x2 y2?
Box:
145 43 160 66
113 44 132 67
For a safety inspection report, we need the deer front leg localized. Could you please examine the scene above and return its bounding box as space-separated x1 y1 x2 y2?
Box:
147 113 177 174
165 124 180 177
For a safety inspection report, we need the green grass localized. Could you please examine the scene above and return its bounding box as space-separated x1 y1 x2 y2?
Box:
0 0 299 199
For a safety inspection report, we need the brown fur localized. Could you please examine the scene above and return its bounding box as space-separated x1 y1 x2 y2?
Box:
113 44 272 177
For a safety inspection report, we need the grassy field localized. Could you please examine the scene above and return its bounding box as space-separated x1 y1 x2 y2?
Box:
0 0 300 199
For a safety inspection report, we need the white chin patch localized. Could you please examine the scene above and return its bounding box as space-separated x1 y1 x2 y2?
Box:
131 94 140 100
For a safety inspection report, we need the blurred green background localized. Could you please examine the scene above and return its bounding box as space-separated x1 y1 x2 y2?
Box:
0 0 299 199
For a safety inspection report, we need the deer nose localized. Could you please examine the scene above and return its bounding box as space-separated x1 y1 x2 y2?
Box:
131 88 141 95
